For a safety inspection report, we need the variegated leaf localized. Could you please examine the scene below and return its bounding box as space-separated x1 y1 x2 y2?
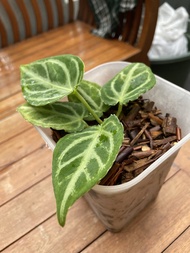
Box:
68 80 109 120
17 102 88 132
52 114 124 226
101 63 156 106
20 54 84 106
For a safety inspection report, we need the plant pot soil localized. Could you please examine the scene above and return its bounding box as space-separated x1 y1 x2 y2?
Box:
51 96 181 186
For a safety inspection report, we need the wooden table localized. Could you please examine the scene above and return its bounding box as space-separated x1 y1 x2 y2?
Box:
0 28 190 253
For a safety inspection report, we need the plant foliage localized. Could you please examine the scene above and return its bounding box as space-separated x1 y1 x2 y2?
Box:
18 54 156 226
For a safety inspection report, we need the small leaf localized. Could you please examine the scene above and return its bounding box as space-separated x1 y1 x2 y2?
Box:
17 102 88 132
20 54 84 106
68 80 109 120
101 63 156 106
52 114 124 226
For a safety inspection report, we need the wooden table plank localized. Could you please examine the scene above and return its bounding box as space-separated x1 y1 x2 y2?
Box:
0 147 52 205
0 92 25 120
164 140 190 181
0 113 31 143
0 128 45 169
164 227 190 253
0 153 188 252
81 170 190 253
0 176 55 251
0 176 105 252
165 160 181 181
174 140 190 176
2 199 105 253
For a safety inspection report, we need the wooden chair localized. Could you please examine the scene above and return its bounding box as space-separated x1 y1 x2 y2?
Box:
0 0 159 66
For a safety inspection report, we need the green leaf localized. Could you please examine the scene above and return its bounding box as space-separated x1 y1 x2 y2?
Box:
17 102 88 132
68 80 109 120
101 63 156 106
20 54 84 106
52 114 124 226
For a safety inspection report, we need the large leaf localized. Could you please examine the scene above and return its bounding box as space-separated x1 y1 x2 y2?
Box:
17 102 88 132
20 54 84 106
68 80 109 120
101 63 156 106
52 114 124 226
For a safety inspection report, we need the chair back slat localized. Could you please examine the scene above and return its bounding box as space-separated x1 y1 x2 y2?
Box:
116 2 142 43
44 0 54 30
78 0 95 26
117 10 134 42
15 0 31 38
1 0 20 44
68 0 74 22
127 0 143 44
0 18 7 47
137 0 159 53
56 0 65 26
30 0 43 35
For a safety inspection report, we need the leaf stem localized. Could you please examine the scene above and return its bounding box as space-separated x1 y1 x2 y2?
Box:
74 90 103 124
116 103 123 117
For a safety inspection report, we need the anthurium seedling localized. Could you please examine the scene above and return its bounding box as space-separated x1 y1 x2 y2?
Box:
17 54 156 226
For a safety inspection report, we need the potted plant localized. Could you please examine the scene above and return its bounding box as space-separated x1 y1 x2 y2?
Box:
17 54 190 232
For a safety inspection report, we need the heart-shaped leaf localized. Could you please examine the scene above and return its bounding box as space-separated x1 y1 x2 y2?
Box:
17 102 88 132
20 54 84 106
68 80 109 120
101 63 156 106
52 114 124 226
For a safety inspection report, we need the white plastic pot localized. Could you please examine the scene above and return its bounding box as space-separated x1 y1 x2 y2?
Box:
36 62 190 232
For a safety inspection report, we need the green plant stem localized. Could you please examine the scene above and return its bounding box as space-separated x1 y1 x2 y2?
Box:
116 103 123 117
74 90 103 124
